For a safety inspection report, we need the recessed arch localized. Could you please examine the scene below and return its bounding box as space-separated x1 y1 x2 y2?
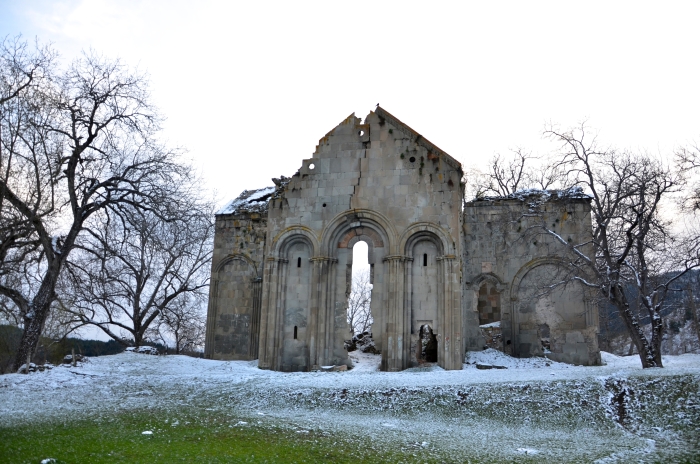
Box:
400 222 453 257
214 253 258 275
210 252 262 360
468 272 507 292
509 256 595 360
321 209 397 256
271 225 320 259
509 256 572 302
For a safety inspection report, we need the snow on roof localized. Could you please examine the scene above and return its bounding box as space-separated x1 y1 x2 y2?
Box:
476 186 591 203
216 186 276 216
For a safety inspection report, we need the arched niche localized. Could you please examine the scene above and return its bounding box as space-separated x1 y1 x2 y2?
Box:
276 233 315 371
468 273 507 352
510 257 594 361
210 253 261 359
399 222 452 258
270 225 319 259
403 229 446 366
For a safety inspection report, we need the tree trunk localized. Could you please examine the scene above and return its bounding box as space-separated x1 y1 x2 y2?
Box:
611 285 663 368
12 278 55 371
649 314 664 367
689 285 700 347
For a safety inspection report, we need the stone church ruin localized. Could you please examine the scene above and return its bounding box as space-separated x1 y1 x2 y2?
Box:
204 107 600 371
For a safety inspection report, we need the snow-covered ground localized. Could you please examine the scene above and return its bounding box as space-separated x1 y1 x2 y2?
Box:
2 350 699 462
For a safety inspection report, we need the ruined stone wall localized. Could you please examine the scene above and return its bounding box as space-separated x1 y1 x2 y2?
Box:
204 210 267 360
257 107 464 372
462 195 600 365
206 107 601 370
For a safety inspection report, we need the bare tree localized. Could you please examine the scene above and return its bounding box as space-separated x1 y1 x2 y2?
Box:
676 143 700 211
0 37 57 335
65 200 213 349
523 124 700 368
347 269 372 335
152 293 207 354
468 149 561 199
1 38 192 371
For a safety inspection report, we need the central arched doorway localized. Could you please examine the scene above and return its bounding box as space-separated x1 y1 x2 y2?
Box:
347 241 373 336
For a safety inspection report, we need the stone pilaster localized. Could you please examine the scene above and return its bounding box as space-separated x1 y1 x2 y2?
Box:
383 255 407 371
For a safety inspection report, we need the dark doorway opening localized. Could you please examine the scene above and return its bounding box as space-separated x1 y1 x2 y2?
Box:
418 324 438 363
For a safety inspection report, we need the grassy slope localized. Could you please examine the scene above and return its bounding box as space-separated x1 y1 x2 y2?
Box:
1 354 699 463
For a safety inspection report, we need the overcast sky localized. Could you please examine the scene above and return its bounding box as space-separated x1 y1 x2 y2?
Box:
2 1 699 206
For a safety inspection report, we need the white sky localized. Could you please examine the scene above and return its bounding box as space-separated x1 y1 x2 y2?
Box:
3 0 700 208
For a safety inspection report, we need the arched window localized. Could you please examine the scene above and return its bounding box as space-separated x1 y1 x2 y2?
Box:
423 253 428 266
297 257 301 268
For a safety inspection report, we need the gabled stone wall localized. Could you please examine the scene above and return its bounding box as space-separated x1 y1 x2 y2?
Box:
256 107 464 372
205 107 601 370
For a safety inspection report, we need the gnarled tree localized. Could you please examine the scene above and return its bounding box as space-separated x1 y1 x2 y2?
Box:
65 201 213 349
0 37 192 371
531 125 700 367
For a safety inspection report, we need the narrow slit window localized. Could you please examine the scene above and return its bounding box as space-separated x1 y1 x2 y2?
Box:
423 253 428 266
297 257 301 268
293 326 298 339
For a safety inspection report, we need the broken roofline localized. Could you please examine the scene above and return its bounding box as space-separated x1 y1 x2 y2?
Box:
216 186 276 216
374 106 463 174
469 186 593 203
216 106 464 216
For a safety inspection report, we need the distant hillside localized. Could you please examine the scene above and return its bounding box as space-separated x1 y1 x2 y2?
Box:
0 325 126 374
598 269 700 354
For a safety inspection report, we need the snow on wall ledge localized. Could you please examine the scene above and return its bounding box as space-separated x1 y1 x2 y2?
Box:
474 186 592 203
216 186 275 215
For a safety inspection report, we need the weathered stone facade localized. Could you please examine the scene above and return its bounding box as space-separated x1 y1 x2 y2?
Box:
205 107 600 370
463 193 600 366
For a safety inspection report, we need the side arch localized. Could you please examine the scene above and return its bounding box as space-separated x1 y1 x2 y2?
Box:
509 256 570 302
508 256 598 363
207 252 262 360
270 225 320 259
400 222 453 258
468 272 507 291
214 253 259 275
469 272 507 351
401 224 460 369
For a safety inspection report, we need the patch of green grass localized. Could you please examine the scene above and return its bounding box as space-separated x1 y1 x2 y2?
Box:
0 409 472 464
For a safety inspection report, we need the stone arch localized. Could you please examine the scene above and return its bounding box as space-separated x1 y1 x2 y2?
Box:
469 272 507 351
214 253 259 275
208 253 262 360
275 231 315 372
400 222 452 258
509 256 571 301
344 235 378 266
270 225 319 259
321 209 397 256
509 257 593 361
469 272 506 291
318 209 393 366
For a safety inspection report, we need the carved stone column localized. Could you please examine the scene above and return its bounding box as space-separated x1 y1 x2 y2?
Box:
258 257 286 370
438 254 461 370
383 255 407 371
204 278 219 359
249 277 263 359
309 256 334 369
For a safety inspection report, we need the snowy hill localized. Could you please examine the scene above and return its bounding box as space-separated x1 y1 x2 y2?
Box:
1 350 699 462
